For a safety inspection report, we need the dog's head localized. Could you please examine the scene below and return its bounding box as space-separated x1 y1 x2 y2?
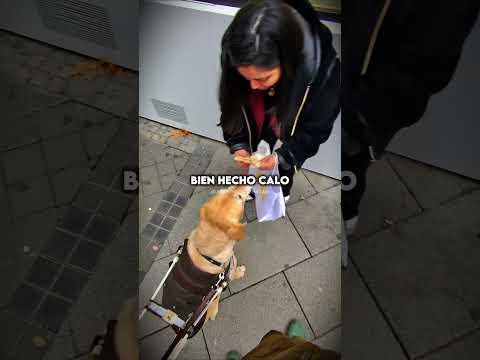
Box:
199 185 251 241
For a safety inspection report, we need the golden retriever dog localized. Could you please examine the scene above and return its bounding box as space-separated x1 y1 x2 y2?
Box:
162 185 251 328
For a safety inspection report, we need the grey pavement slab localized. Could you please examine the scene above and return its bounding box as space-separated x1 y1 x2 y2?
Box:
285 245 341 337
43 132 88 171
355 157 422 238
2 208 64 307
83 117 120 159
8 176 55 218
0 179 11 236
1 82 65 125
155 239 172 260
0 310 26 358
160 172 176 192
342 265 406 360
388 153 480 209
198 137 225 154
99 191 132 222
285 169 317 205
38 102 116 140
52 166 90 206
203 273 315 359
287 186 341 255
140 327 209 360
142 142 188 169
35 102 85 139
163 191 212 254
423 331 480 359
303 169 340 192
13 322 53 360
350 190 480 358
140 165 163 197
1 111 41 151
313 326 341 353
3 143 45 183
65 213 137 354
63 78 99 107
42 332 76 360
91 82 137 119
229 216 310 293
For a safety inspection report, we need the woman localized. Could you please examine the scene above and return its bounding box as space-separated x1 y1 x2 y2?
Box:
218 0 340 201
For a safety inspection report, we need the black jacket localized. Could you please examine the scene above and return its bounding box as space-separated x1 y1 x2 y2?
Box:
342 0 480 155
221 0 341 172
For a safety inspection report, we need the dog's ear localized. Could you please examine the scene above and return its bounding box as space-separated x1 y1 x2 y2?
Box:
227 222 245 241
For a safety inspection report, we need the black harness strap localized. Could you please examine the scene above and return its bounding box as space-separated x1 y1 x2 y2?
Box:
200 253 223 267
172 239 218 296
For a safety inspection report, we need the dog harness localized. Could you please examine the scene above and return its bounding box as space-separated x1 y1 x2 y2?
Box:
162 239 231 336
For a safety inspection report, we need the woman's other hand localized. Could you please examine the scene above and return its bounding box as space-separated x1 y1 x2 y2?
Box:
258 154 276 170
234 149 251 168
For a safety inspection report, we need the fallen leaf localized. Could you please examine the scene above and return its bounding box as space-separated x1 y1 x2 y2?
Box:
168 129 191 137
70 59 127 80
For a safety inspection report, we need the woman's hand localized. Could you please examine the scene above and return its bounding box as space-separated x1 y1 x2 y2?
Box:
233 149 251 168
258 154 277 170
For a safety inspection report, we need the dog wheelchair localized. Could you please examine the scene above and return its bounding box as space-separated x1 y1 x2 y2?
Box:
139 242 231 360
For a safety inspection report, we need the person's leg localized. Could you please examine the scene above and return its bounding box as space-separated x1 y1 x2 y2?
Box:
279 165 295 198
341 147 371 223
241 328 340 360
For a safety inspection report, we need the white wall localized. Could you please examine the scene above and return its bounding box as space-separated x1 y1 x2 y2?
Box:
139 0 341 179
387 16 480 180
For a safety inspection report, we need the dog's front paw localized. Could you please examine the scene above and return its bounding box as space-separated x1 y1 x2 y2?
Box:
235 265 246 279
206 311 217 321
206 303 219 321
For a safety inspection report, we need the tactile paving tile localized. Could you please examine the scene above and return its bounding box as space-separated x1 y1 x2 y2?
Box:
139 142 217 277
7 130 136 336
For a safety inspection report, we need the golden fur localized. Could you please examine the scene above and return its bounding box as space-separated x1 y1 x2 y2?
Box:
186 185 251 321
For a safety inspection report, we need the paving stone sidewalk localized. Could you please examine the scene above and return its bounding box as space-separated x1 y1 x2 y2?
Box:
1 30 138 359
345 154 480 360
138 119 342 360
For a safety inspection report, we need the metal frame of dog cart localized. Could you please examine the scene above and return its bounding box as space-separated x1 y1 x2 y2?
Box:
139 245 229 360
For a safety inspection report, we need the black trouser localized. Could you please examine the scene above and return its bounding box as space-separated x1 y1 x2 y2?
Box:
278 165 295 197
341 127 394 221
341 147 372 220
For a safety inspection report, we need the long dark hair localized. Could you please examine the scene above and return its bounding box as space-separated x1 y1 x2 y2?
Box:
218 0 305 135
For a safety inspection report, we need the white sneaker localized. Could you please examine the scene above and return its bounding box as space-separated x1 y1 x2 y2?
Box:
345 216 359 236
284 195 290 204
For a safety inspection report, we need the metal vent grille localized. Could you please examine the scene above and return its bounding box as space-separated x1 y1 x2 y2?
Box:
36 0 117 49
152 99 188 125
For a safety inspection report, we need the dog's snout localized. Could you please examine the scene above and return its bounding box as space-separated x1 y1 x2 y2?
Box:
239 185 252 196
